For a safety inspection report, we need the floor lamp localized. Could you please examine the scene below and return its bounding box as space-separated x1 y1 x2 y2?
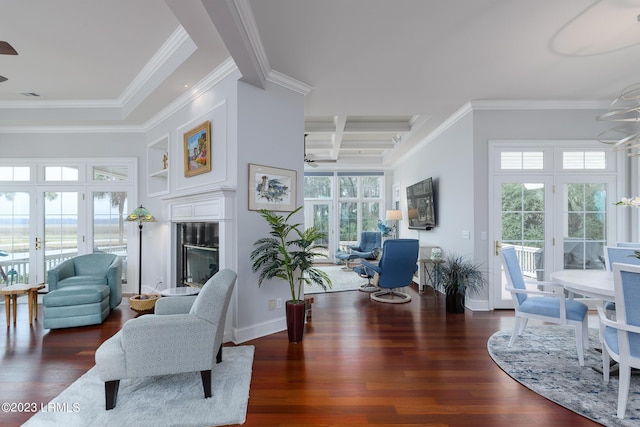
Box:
125 205 156 296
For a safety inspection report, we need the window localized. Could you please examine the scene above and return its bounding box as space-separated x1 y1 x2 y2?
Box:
562 151 606 170
93 166 129 181
45 166 79 181
500 152 544 170
304 176 332 199
0 166 30 181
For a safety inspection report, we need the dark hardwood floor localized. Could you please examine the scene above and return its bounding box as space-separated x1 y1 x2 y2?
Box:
1 285 598 427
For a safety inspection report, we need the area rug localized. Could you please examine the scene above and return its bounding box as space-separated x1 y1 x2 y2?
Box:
305 264 369 294
23 345 254 427
488 326 639 426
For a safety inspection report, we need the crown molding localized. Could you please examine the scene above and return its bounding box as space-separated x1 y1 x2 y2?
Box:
267 70 312 95
120 26 196 117
470 99 611 110
0 125 143 134
144 57 239 132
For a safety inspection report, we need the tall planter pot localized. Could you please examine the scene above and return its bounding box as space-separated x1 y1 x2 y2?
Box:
445 292 465 313
286 300 306 343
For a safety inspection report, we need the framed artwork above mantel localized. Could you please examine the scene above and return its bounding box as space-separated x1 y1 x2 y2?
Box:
183 121 211 177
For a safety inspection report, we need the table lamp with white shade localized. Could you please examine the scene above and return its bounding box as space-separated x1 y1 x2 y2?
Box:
386 209 403 239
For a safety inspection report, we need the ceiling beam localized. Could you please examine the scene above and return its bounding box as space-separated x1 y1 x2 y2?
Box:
331 115 347 160
201 0 269 89
305 119 411 134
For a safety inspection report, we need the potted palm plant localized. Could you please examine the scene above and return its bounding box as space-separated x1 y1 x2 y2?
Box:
439 253 486 313
250 206 332 342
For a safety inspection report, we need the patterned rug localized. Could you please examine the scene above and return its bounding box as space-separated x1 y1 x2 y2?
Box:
305 264 369 294
488 326 640 426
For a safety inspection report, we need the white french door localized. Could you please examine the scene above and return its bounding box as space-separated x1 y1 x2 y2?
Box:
489 143 619 309
37 188 84 285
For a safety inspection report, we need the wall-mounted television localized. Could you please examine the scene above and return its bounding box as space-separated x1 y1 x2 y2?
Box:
406 177 435 230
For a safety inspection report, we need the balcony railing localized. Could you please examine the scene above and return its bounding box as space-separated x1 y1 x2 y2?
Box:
0 246 127 285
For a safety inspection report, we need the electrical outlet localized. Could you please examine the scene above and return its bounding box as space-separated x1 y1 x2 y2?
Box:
268 299 276 311
276 298 282 309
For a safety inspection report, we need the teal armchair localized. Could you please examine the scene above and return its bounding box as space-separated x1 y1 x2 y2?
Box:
47 253 122 309
44 253 122 329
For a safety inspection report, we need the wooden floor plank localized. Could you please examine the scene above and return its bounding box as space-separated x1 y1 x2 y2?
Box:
0 285 599 426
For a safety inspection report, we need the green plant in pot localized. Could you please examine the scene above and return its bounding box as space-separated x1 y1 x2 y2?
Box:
439 253 486 313
250 206 332 342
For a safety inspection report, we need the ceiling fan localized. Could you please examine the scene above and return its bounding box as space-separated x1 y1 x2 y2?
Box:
0 41 18 83
304 134 337 167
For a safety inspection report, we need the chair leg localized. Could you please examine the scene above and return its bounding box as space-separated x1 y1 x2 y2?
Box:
574 324 585 367
216 343 223 364
509 317 524 347
201 370 212 398
105 380 120 410
617 363 631 419
603 348 611 383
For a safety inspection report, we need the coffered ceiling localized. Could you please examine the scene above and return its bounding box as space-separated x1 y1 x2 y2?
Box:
0 0 639 168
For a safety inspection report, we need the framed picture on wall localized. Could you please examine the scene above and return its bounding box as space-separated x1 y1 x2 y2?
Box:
248 164 296 211
183 121 211 177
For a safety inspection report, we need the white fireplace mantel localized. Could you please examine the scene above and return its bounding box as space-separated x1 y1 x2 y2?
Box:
168 187 235 222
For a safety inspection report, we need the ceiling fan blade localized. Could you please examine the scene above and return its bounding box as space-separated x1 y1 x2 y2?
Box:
0 41 18 55
0 75 7 83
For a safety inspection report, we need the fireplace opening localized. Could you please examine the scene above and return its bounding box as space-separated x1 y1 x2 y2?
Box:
176 222 219 287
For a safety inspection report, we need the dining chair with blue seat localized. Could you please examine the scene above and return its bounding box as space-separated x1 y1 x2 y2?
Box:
616 242 640 248
597 262 640 419
500 246 589 366
604 247 640 314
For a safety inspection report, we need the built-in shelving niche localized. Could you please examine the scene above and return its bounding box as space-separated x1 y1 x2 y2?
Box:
147 134 169 197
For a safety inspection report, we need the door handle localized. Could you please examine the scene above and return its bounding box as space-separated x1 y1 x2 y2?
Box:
495 240 501 256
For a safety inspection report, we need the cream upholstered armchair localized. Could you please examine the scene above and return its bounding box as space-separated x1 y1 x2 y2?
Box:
94 269 237 410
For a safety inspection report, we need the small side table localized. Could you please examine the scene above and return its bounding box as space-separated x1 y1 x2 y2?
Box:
160 287 200 297
418 258 444 300
0 283 45 325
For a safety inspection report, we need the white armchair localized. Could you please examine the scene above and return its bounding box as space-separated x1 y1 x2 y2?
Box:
500 246 589 366
598 262 640 419
94 269 237 410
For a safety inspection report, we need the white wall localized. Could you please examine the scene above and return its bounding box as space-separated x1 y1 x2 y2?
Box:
393 110 475 257
234 80 305 342
0 70 306 343
392 104 619 310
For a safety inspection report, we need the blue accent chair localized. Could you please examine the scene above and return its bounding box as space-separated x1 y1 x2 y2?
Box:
44 253 122 329
336 231 382 267
354 239 419 303
598 262 640 419
500 246 589 366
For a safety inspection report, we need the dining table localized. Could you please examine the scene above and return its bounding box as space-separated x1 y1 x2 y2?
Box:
549 269 613 301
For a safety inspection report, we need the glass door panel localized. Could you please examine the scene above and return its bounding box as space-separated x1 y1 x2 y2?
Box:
0 191 31 285
493 176 552 308
43 191 79 280
559 182 610 271
93 191 128 283
305 202 331 262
